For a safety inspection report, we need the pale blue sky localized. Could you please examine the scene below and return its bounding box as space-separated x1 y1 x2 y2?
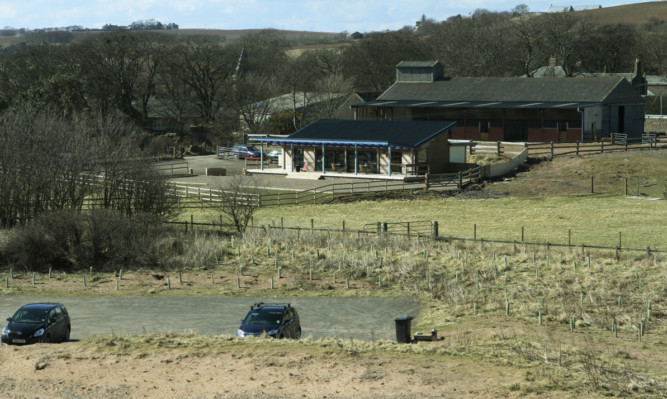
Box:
0 0 658 32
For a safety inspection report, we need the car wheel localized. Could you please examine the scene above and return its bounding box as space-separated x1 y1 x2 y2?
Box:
63 326 70 342
296 328 301 340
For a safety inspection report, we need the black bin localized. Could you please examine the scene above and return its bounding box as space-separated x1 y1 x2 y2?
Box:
394 316 414 343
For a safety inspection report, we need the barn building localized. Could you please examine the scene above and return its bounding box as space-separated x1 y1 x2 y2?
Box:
352 61 645 142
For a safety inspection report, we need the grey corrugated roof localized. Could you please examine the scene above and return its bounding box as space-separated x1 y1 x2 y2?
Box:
572 5 601 11
356 92 381 102
354 100 598 109
256 119 455 149
378 77 643 104
396 61 440 68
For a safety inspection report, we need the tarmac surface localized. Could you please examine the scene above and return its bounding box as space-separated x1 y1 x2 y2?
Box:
163 155 393 191
1 296 420 342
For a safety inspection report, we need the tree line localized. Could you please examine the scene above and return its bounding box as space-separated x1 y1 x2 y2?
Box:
1 9 664 141
0 107 177 229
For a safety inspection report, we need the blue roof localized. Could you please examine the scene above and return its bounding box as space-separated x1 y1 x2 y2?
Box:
252 119 456 150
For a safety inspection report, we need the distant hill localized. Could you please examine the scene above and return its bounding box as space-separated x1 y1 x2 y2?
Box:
2 1 665 50
579 1 667 24
0 28 346 49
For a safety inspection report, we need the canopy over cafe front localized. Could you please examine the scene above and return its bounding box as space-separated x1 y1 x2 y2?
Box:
250 119 470 179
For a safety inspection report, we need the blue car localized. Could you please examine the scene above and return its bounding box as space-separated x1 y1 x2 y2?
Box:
237 303 301 339
232 145 262 159
2 303 71 345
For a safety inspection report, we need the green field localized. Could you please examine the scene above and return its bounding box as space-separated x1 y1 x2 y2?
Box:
178 195 665 251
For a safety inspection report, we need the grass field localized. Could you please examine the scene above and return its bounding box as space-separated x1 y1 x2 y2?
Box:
1 151 665 397
181 191 666 251
177 152 667 251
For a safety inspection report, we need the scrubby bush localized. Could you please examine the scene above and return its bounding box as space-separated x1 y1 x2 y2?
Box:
0 209 232 272
1 209 163 271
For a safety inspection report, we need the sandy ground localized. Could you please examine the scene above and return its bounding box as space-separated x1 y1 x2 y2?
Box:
0 340 532 399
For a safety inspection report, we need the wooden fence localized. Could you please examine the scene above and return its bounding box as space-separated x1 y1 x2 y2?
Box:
525 134 662 157
155 161 190 176
170 216 666 256
169 184 261 208
470 141 527 155
217 146 239 160
425 167 481 189
164 166 481 209
469 135 663 158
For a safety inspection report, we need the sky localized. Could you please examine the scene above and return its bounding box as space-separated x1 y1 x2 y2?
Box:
0 0 660 33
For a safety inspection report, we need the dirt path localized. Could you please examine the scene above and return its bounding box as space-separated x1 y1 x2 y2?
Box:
0 340 537 399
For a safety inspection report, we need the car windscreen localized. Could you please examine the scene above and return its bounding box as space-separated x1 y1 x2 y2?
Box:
244 309 283 325
245 146 258 151
12 308 48 323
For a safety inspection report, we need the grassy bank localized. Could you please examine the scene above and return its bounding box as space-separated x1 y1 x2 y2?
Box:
179 194 666 250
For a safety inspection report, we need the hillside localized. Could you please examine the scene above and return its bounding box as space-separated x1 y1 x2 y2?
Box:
581 1 667 24
0 28 345 49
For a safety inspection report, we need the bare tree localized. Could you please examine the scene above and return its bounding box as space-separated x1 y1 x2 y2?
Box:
74 31 144 118
154 42 198 137
0 106 179 228
233 72 282 137
213 175 261 234
541 12 593 76
510 14 550 77
168 37 235 124
428 11 514 77
310 73 353 119
0 106 94 227
83 112 179 218
342 30 428 90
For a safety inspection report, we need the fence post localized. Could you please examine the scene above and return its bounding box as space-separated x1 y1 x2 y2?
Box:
496 141 501 155
310 219 314 234
521 226 524 243
550 141 554 157
425 173 429 191
576 141 580 156
458 171 463 189
433 221 439 238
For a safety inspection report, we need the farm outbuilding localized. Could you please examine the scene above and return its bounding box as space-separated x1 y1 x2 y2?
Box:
352 61 645 142
250 119 473 179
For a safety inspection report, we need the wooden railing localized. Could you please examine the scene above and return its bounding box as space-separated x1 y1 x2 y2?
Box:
155 161 189 176
164 166 481 209
217 146 239 159
525 136 663 157
470 141 527 156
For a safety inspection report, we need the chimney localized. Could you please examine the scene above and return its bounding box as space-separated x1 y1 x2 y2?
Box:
633 58 642 78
